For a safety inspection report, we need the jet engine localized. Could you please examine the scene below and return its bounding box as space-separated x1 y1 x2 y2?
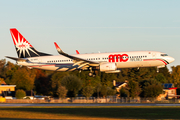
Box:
100 63 117 72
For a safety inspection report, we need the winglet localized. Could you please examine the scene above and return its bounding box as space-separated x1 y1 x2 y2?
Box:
76 50 80 54
54 42 63 53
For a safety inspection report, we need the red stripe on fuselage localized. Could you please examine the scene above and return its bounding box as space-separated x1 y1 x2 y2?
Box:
143 59 167 65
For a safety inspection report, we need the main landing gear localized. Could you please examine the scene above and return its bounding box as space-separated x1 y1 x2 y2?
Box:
88 67 96 77
89 72 96 77
88 72 96 77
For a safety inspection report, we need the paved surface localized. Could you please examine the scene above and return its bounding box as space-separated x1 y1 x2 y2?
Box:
0 103 180 107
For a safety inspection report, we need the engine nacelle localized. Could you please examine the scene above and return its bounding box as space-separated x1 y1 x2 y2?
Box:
100 63 117 72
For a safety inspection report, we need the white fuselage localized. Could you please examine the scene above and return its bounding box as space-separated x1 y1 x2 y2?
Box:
17 51 174 71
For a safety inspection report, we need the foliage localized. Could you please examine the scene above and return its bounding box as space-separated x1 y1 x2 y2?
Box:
171 66 180 86
15 89 26 99
101 72 116 86
56 85 68 98
155 73 166 83
0 78 5 84
34 69 52 95
128 80 141 98
142 79 163 98
0 59 6 78
159 66 171 81
99 86 115 97
94 83 102 97
51 72 69 89
10 67 36 91
120 87 129 97
73 71 101 88
61 75 82 97
107 87 116 96
82 86 94 98
100 85 108 97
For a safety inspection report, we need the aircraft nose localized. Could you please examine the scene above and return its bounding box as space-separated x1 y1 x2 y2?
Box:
167 56 175 63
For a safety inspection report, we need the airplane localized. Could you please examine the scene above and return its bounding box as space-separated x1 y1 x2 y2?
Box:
6 28 175 77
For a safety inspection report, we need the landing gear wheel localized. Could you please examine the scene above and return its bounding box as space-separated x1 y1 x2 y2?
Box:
89 72 96 77
88 72 93 77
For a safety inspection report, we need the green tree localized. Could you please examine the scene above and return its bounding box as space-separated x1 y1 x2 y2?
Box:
159 66 171 80
4 61 20 84
99 86 116 97
143 79 163 98
120 87 129 97
100 85 108 97
73 71 101 88
94 83 102 98
171 66 180 85
10 67 36 91
15 89 26 99
82 86 94 98
51 72 69 89
51 72 69 96
57 85 68 98
101 72 117 87
107 87 116 96
128 80 141 98
155 73 166 83
61 75 82 97
0 59 6 78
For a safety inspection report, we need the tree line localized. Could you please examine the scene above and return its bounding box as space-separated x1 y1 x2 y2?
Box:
0 59 180 98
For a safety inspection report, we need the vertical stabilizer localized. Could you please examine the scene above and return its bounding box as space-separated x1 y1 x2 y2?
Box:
10 28 52 58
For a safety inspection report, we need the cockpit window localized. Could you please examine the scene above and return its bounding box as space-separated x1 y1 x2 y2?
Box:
161 54 168 56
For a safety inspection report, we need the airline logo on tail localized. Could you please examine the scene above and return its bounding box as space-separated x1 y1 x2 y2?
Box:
10 28 52 58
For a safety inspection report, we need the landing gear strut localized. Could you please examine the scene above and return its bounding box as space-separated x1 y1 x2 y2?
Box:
88 67 96 77
157 68 159 73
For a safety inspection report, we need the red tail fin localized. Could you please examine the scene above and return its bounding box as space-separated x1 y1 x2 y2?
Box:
10 28 33 48
10 28 52 58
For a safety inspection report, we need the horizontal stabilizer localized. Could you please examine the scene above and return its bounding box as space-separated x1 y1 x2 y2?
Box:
5 56 27 62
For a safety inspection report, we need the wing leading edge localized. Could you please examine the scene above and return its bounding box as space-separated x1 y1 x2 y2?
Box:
54 42 99 69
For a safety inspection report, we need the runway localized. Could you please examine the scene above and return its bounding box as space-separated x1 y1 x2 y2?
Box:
0 103 180 107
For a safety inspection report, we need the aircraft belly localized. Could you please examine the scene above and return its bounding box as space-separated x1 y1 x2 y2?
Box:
142 60 164 67
33 66 57 71
116 60 165 68
31 64 76 71
116 62 137 68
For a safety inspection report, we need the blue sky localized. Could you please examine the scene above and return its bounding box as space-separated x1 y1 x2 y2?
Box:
0 0 180 70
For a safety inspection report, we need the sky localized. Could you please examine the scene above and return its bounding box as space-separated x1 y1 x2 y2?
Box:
0 0 180 71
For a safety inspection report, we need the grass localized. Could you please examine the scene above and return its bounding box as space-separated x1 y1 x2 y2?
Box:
0 106 180 120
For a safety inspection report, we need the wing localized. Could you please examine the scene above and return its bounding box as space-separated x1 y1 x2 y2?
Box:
54 42 99 69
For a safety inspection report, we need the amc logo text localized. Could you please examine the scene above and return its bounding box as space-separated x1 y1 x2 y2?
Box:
108 54 129 62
